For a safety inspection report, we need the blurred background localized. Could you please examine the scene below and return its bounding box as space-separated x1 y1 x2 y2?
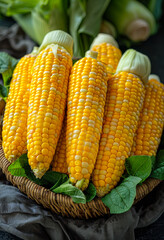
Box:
0 0 164 80
0 2 163 52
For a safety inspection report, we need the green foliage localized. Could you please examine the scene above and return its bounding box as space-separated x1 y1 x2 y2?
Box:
0 52 19 100
52 180 86 204
150 150 164 180
8 145 164 209
125 155 152 183
8 154 96 204
102 176 141 214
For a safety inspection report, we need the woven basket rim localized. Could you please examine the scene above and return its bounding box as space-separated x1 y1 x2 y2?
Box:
0 141 161 219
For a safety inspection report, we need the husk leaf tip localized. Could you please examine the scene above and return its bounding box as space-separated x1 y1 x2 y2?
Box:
148 74 161 82
116 49 151 84
38 30 73 56
85 50 98 59
90 33 119 49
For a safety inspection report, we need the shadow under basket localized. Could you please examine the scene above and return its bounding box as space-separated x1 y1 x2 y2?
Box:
0 143 161 219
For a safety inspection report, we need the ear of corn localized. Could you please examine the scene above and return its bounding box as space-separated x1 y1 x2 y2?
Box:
2 48 38 162
27 30 73 179
90 33 122 76
131 74 164 156
51 115 68 174
52 34 122 175
66 50 108 191
92 49 151 197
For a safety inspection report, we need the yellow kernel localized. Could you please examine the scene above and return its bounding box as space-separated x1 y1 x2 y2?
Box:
42 149 49 155
75 166 82 173
39 163 45 170
42 142 49 148
37 154 44 162
99 180 105 187
82 168 89 175
75 173 83 180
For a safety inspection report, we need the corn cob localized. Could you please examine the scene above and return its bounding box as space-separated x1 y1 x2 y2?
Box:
52 34 122 174
27 30 73 178
66 51 108 191
92 49 151 197
131 74 164 156
2 48 38 162
90 33 122 76
51 115 68 174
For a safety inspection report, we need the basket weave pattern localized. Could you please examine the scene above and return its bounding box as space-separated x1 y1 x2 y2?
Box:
0 142 161 219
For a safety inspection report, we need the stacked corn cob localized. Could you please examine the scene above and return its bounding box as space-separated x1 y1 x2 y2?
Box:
2 47 38 162
2 30 73 179
92 49 151 197
52 115 68 174
90 33 122 76
51 33 122 176
2 30 164 199
66 50 108 190
131 74 164 156
27 31 73 178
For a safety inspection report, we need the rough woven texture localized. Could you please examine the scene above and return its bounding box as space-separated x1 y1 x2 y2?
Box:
0 170 163 240
0 141 161 219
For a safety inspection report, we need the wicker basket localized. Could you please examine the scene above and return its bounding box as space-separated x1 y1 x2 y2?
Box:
0 100 161 219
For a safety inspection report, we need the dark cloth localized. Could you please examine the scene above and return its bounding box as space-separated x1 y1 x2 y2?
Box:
0 169 164 240
0 23 35 58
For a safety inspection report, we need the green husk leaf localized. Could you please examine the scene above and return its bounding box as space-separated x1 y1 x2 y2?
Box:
69 0 111 57
0 0 39 16
102 176 141 214
13 13 38 43
125 155 152 183
1 0 69 45
138 0 164 20
69 0 87 57
150 150 164 180
52 180 86 204
104 0 156 35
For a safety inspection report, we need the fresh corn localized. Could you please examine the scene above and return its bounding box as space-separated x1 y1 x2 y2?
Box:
52 34 121 175
92 49 151 197
51 115 68 174
90 33 122 76
27 30 73 178
131 74 164 156
2 48 38 161
66 51 108 191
